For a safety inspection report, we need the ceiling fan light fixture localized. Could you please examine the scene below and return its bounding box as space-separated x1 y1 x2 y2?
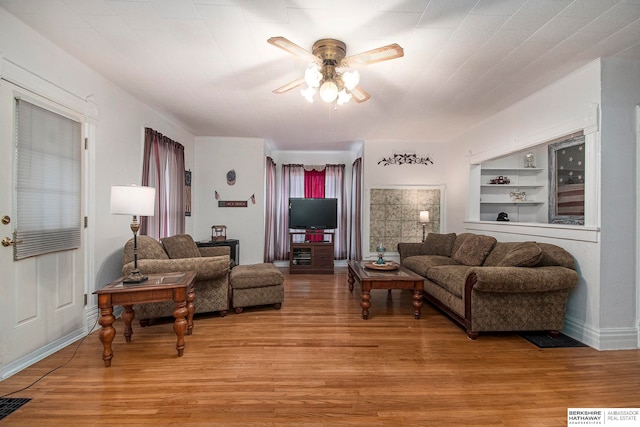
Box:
319 79 338 103
304 66 322 88
337 89 352 105
300 85 316 103
341 70 359 90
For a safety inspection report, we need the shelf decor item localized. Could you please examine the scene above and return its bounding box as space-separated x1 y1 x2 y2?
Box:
525 152 535 168
211 225 227 242
375 243 386 265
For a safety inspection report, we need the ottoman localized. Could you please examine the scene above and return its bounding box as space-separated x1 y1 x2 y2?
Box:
230 263 285 313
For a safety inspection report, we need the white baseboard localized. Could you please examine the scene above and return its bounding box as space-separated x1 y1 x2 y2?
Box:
563 315 639 350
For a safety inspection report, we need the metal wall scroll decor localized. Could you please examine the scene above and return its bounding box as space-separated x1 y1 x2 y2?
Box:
378 153 434 166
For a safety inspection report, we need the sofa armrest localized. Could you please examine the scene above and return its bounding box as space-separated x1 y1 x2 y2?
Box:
397 243 422 263
198 246 230 258
466 266 578 293
123 255 230 281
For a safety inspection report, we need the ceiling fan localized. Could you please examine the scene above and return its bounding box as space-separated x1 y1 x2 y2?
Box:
267 36 404 105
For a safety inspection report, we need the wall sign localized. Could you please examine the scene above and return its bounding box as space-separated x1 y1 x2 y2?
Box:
218 200 248 208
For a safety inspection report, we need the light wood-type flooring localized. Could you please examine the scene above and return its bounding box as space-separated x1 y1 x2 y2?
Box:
1 267 639 426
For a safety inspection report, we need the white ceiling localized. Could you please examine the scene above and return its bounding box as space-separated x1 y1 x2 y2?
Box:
2 0 640 151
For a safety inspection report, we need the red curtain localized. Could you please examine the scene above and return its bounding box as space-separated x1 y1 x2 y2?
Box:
304 169 326 241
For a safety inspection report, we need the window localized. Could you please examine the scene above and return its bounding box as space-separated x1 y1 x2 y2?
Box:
14 99 82 260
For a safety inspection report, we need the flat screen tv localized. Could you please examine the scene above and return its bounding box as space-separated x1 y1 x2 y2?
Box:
288 198 338 230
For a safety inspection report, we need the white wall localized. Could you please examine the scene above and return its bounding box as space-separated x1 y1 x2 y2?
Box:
599 58 640 334
193 137 266 265
0 9 197 373
445 58 640 350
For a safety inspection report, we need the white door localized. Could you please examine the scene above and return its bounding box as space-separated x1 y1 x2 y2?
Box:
0 80 86 379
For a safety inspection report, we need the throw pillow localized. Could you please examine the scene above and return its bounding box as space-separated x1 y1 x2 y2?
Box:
497 242 543 267
452 234 497 266
420 233 457 256
161 234 201 259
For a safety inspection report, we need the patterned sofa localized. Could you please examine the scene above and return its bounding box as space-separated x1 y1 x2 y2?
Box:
122 234 230 324
398 233 579 339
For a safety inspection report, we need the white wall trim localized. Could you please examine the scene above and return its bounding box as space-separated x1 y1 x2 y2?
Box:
564 313 640 350
1 56 97 121
636 105 640 349
0 327 86 380
464 220 600 242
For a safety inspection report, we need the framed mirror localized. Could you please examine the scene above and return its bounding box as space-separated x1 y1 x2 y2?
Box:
548 135 585 225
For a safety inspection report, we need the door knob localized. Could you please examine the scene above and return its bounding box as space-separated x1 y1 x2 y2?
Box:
2 237 17 247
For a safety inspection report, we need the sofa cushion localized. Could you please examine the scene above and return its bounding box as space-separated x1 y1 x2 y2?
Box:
497 242 543 267
123 235 169 264
161 234 201 259
535 243 576 269
426 265 471 298
452 234 497 266
451 233 474 257
420 233 457 256
403 255 461 277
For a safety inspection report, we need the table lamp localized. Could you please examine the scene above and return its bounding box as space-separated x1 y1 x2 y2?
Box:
111 185 156 283
419 210 430 242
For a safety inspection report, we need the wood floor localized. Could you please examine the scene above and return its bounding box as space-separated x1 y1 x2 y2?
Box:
2 268 640 426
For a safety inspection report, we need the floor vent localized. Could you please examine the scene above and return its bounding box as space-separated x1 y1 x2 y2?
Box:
0 398 31 420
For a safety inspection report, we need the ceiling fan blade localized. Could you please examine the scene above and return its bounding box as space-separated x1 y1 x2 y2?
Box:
268 36 320 63
350 85 371 103
273 77 305 94
341 43 404 68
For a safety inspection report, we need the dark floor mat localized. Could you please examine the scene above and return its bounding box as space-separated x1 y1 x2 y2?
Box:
519 332 588 348
0 398 31 420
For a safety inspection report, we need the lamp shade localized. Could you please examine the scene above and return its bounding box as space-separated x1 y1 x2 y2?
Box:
110 185 156 216
419 210 430 223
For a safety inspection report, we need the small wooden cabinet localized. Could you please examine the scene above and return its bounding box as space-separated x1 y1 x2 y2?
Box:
289 232 334 274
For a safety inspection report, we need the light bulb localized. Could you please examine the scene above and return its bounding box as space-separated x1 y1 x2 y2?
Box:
319 80 338 103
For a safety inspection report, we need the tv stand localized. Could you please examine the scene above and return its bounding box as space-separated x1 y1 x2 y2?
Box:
289 231 334 274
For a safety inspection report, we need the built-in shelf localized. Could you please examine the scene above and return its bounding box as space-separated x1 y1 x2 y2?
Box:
476 155 548 223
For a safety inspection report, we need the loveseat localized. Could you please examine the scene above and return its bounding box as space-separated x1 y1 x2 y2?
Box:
122 234 231 324
398 233 578 339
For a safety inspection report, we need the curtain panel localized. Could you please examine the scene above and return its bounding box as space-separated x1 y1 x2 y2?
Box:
264 157 277 262
324 164 347 259
349 158 363 260
304 168 326 242
276 164 304 260
141 127 185 239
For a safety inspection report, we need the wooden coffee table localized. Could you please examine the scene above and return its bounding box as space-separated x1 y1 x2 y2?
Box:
93 271 196 367
347 260 424 319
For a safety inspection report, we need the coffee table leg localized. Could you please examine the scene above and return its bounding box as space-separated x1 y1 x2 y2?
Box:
97 299 116 367
361 289 371 319
122 305 135 343
173 299 188 357
186 286 195 336
347 268 355 292
413 288 423 319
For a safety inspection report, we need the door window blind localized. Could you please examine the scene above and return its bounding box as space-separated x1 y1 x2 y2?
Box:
14 99 82 260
